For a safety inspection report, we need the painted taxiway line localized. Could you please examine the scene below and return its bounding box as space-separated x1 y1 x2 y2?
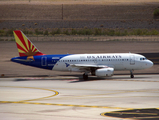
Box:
0 86 158 111
0 101 132 110
0 86 131 109
0 86 59 102
1 101 159 111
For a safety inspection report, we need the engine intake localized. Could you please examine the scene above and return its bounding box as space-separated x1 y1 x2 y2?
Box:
95 68 114 77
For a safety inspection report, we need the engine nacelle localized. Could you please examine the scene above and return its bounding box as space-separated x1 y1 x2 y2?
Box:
95 68 114 77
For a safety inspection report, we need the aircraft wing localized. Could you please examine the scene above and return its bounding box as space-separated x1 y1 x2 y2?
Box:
70 64 108 68
70 64 111 71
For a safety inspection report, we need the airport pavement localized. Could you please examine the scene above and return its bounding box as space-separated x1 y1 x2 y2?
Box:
0 75 159 120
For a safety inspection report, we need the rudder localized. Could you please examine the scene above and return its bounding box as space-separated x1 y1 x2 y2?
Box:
13 30 44 57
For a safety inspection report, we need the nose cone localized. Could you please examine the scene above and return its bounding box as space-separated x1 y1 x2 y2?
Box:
147 60 153 68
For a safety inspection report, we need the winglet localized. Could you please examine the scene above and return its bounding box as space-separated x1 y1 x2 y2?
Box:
13 30 45 57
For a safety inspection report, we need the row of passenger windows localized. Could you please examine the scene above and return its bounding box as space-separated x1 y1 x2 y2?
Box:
57 59 129 62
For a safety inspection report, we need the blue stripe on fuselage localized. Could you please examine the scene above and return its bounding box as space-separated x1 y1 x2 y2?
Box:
11 54 71 70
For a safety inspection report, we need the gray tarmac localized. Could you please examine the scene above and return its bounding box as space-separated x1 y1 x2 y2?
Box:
0 75 159 120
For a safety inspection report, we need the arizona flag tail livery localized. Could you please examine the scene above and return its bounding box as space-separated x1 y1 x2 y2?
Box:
13 30 44 57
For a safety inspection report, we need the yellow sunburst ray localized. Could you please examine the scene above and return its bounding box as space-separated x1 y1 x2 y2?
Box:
14 32 28 52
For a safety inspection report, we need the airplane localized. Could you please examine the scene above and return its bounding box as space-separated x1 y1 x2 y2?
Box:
11 30 153 80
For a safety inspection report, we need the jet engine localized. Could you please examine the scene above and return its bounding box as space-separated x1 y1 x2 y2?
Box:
95 68 114 77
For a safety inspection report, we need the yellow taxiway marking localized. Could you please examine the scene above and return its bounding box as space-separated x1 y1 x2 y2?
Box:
0 100 131 110
45 89 159 101
1 100 158 112
0 86 59 102
0 86 131 110
0 86 158 111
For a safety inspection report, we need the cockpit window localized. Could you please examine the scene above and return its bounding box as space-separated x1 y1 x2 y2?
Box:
140 58 147 60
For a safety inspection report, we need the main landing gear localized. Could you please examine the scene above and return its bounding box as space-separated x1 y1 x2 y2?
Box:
83 73 88 80
130 70 134 78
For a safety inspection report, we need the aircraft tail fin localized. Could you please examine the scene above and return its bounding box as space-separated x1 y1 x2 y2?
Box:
13 30 45 57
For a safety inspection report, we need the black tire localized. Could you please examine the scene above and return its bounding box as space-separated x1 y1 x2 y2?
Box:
83 74 88 80
131 74 134 78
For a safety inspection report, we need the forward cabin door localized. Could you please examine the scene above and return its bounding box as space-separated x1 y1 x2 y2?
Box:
130 55 135 65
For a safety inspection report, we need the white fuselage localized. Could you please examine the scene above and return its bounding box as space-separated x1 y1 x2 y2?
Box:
52 53 153 72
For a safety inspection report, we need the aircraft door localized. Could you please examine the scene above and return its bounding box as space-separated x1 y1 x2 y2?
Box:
41 57 47 66
130 55 135 65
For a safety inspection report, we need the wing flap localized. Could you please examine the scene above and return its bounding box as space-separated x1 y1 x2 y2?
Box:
69 64 114 72
70 64 109 68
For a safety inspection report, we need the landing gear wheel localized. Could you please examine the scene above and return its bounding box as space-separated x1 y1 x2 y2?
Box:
131 74 134 78
130 70 134 78
83 73 88 80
